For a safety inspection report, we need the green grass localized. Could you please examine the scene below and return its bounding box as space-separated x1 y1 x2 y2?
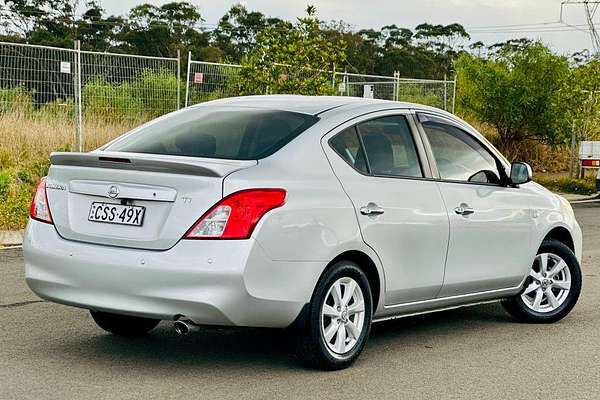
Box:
535 175 597 196
0 168 37 230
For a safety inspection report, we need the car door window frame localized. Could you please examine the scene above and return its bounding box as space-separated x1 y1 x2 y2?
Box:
325 110 433 181
415 112 510 187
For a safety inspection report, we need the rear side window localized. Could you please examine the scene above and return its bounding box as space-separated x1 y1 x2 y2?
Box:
106 108 319 160
357 116 423 178
329 127 369 174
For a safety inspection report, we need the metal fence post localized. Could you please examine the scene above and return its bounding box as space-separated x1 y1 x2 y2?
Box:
393 71 399 102
332 64 336 93
176 49 181 109
184 51 191 107
443 74 448 111
452 75 457 114
74 40 83 152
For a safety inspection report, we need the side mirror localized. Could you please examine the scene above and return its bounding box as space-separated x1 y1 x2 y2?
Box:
510 162 532 185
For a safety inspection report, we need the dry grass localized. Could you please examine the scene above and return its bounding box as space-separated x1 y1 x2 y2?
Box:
0 110 141 230
0 111 139 169
466 120 570 173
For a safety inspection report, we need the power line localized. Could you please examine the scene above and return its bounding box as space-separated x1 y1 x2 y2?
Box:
0 6 596 39
561 1 600 56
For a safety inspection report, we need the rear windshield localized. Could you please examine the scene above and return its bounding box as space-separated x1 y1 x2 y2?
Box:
105 107 319 160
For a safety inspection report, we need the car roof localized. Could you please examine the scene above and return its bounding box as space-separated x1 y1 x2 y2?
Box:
195 94 443 116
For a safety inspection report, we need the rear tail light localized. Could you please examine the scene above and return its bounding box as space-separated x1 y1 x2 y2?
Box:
30 177 53 224
184 189 286 240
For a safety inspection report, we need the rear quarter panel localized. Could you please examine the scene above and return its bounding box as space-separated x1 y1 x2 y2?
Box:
222 121 386 312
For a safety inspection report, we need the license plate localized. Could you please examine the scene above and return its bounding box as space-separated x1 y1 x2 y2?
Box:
88 202 145 226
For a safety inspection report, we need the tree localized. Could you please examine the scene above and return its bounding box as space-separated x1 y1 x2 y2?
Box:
2 0 119 50
561 60 600 174
213 4 286 62
238 6 346 96
456 42 571 154
116 2 212 58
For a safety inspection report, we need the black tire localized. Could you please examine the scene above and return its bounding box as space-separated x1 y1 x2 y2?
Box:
90 311 160 336
301 261 373 370
502 239 582 323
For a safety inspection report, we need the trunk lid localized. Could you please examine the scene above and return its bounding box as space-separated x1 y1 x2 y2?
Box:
46 151 256 250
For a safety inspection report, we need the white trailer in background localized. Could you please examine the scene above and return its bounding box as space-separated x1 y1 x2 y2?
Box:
578 141 600 190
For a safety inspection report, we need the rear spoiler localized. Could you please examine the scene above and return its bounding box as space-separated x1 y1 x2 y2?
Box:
50 151 257 178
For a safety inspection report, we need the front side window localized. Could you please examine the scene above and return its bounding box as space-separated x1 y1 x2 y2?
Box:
356 116 423 178
421 118 502 184
106 107 319 160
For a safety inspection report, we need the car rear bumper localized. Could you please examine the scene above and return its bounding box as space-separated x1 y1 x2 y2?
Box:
23 220 322 328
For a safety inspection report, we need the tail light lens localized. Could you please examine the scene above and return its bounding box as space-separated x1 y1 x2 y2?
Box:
30 177 53 224
184 189 286 240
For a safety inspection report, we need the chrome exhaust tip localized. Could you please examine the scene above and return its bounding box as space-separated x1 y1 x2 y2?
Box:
173 319 200 335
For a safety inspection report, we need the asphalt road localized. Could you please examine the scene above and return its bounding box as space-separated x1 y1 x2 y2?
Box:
2 203 600 400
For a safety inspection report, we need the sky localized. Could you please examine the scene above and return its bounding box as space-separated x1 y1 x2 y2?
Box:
98 0 598 55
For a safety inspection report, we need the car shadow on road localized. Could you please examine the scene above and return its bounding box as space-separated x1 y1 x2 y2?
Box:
46 302 514 371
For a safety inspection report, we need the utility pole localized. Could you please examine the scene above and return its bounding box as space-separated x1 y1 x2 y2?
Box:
560 1 600 58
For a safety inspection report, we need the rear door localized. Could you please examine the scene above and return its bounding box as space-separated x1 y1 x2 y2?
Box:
323 111 449 305
416 113 534 297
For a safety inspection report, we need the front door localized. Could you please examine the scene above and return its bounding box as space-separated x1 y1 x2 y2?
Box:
323 112 449 305
417 114 533 297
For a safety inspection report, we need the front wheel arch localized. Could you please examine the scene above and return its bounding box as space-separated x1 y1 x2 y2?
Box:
543 226 575 253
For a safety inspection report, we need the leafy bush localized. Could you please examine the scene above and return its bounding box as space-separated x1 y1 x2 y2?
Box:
0 169 11 200
83 70 180 121
456 43 570 152
239 7 345 96
535 175 597 195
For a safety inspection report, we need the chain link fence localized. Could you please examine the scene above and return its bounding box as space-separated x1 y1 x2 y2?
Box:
185 58 241 106
185 58 457 112
1 41 457 152
80 50 180 121
0 42 77 115
0 41 180 151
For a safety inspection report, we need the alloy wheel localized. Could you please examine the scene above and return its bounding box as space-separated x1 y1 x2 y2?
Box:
521 253 572 313
320 276 366 356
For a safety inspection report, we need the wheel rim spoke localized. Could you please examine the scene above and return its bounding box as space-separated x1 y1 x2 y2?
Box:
548 260 567 278
334 324 347 353
347 302 365 315
322 304 339 318
529 269 542 281
539 253 549 273
546 289 559 309
341 280 356 307
346 321 360 339
324 320 339 342
532 289 544 311
523 282 540 295
332 282 343 307
553 279 571 291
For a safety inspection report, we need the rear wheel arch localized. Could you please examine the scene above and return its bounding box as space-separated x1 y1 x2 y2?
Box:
322 250 381 311
543 226 575 253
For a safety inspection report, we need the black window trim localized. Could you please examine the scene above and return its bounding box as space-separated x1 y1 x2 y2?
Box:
327 113 428 181
415 111 512 188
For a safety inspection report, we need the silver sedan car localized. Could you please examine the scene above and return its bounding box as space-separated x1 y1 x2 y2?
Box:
24 95 582 369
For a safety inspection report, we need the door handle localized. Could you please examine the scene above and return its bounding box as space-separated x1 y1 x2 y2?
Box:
360 202 385 216
454 203 475 216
